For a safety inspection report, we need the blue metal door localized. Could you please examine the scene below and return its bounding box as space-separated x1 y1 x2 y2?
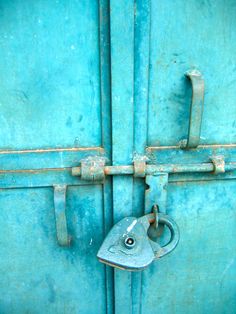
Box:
139 2 236 313
0 1 236 314
108 1 236 314
0 1 111 313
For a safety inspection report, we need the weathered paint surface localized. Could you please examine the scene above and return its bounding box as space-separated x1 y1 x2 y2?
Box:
0 1 102 149
0 1 235 314
148 0 236 146
142 180 236 314
109 0 236 313
0 186 106 313
0 1 110 313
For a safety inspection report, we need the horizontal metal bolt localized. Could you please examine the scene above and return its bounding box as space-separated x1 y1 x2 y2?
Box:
72 162 236 179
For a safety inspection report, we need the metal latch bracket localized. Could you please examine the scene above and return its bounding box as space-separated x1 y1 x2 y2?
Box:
145 173 169 236
72 155 234 180
53 184 71 246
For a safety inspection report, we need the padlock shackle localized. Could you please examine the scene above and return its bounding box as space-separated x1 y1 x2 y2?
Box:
151 213 180 259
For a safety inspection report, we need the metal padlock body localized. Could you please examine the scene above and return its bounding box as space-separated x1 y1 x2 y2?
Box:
97 213 180 271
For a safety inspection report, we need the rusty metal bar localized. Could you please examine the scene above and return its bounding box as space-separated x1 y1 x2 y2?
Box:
53 184 71 246
180 69 204 149
71 162 236 177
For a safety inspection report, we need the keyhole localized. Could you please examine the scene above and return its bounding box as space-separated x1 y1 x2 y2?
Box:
124 236 136 249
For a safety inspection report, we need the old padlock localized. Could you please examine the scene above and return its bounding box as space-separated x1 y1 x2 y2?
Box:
97 212 180 271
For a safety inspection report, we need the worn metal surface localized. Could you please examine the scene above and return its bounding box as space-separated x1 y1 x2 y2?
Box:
145 174 168 215
141 180 236 314
0 0 235 313
0 185 106 313
110 0 135 310
148 1 236 146
141 1 236 313
147 144 236 164
210 155 225 174
145 174 169 236
0 1 110 313
97 212 179 271
0 147 104 171
133 159 146 178
53 185 70 246
81 156 106 182
0 3 102 150
180 70 204 149
72 159 236 178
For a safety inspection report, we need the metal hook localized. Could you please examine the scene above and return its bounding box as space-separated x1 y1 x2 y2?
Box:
53 185 71 246
180 69 205 149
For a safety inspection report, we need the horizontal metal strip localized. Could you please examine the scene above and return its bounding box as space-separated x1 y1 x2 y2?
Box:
0 168 95 188
146 144 236 164
169 170 236 183
0 147 104 170
72 163 236 176
0 168 234 189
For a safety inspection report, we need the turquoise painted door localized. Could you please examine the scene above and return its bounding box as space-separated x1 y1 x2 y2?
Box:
139 2 236 313
0 1 236 314
109 1 236 314
0 1 111 313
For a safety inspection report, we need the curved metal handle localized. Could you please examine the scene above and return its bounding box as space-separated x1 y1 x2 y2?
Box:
180 69 204 149
53 185 71 246
152 213 180 258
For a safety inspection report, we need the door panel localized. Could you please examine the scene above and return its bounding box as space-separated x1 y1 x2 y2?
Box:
1 1 235 313
0 1 110 313
143 1 236 313
148 0 236 146
141 180 236 314
0 1 101 149
0 186 106 314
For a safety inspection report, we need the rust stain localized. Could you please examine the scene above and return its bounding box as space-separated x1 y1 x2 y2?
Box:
0 167 71 174
147 144 236 151
0 147 104 155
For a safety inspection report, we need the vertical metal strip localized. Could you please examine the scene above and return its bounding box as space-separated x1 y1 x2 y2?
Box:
53 184 70 246
133 0 150 154
110 1 135 313
133 1 151 313
145 173 169 237
145 174 169 215
185 70 205 148
99 1 114 313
